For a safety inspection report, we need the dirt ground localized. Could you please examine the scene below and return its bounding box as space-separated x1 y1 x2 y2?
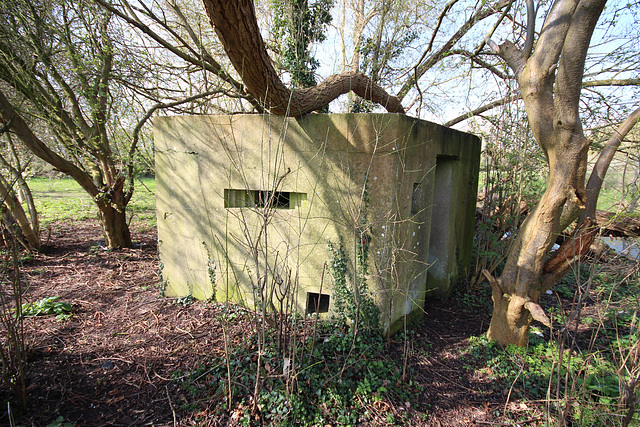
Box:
3 220 525 426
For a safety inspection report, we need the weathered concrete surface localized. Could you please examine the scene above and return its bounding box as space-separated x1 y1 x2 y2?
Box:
154 113 480 335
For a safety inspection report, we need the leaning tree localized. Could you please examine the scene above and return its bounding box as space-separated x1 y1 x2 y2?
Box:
0 0 154 248
196 0 638 346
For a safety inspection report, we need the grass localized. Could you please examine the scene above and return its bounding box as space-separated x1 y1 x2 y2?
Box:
27 177 156 228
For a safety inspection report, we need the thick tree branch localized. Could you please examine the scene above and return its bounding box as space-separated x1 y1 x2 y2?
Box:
541 218 598 289
523 0 536 58
529 0 579 75
582 106 640 221
541 107 640 289
0 89 98 198
555 0 607 125
202 0 404 116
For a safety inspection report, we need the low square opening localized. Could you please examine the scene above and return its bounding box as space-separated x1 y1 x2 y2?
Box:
306 292 330 314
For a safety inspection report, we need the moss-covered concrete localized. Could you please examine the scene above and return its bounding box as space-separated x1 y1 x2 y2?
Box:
154 113 480 335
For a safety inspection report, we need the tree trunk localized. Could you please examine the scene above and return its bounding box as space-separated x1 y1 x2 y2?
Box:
0 177 40 250
0 89 133 249
486 180 568 345
97 203 131 249
2 133 40 238
201 0 404 116
484 0 607 346
96 178 132 249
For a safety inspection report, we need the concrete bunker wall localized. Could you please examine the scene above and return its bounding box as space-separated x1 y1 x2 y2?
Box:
154 113 480 335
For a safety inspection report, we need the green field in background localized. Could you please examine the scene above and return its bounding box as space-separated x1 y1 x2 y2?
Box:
27 177 156 227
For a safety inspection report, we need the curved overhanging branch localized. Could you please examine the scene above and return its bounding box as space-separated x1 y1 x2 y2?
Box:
201 0 404 117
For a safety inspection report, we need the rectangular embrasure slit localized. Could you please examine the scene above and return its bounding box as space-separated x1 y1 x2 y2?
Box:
306 292 330 314
225 189 306 209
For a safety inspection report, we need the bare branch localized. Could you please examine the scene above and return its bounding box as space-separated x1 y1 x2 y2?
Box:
94 0 258 110
449 49 511 79
129 89 246 162
167 0 215 68
523 0 536 58
581 106 640 221
476 0 514 56
444 93 521 126
583 78 640 88
397 0 512 102
417 0 462 67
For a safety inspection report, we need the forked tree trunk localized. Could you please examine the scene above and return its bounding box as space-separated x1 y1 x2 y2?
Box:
485 0 608 346
487 162 584 345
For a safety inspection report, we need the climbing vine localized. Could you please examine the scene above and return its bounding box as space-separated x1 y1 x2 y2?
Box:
271 0 333 88
328 181 380 331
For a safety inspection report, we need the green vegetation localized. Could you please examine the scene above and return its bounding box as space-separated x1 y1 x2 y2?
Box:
464 258 640 426
175 315 418 425
175 234 413 425
3 163 638 426
21 296 73 322
27 177 156 228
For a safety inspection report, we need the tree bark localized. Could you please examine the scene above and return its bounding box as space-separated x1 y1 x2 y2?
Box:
0 137 40 240
0 90 132 249
486 0 607 346
201 0 404 116
0 177 40 250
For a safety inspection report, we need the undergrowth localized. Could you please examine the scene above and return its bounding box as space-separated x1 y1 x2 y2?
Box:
464 255 640 426
174 316 420 425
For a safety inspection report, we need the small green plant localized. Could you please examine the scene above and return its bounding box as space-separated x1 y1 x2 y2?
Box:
45 415 74 427
174 295 195 307
203 242 217 302
22 296 72 321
